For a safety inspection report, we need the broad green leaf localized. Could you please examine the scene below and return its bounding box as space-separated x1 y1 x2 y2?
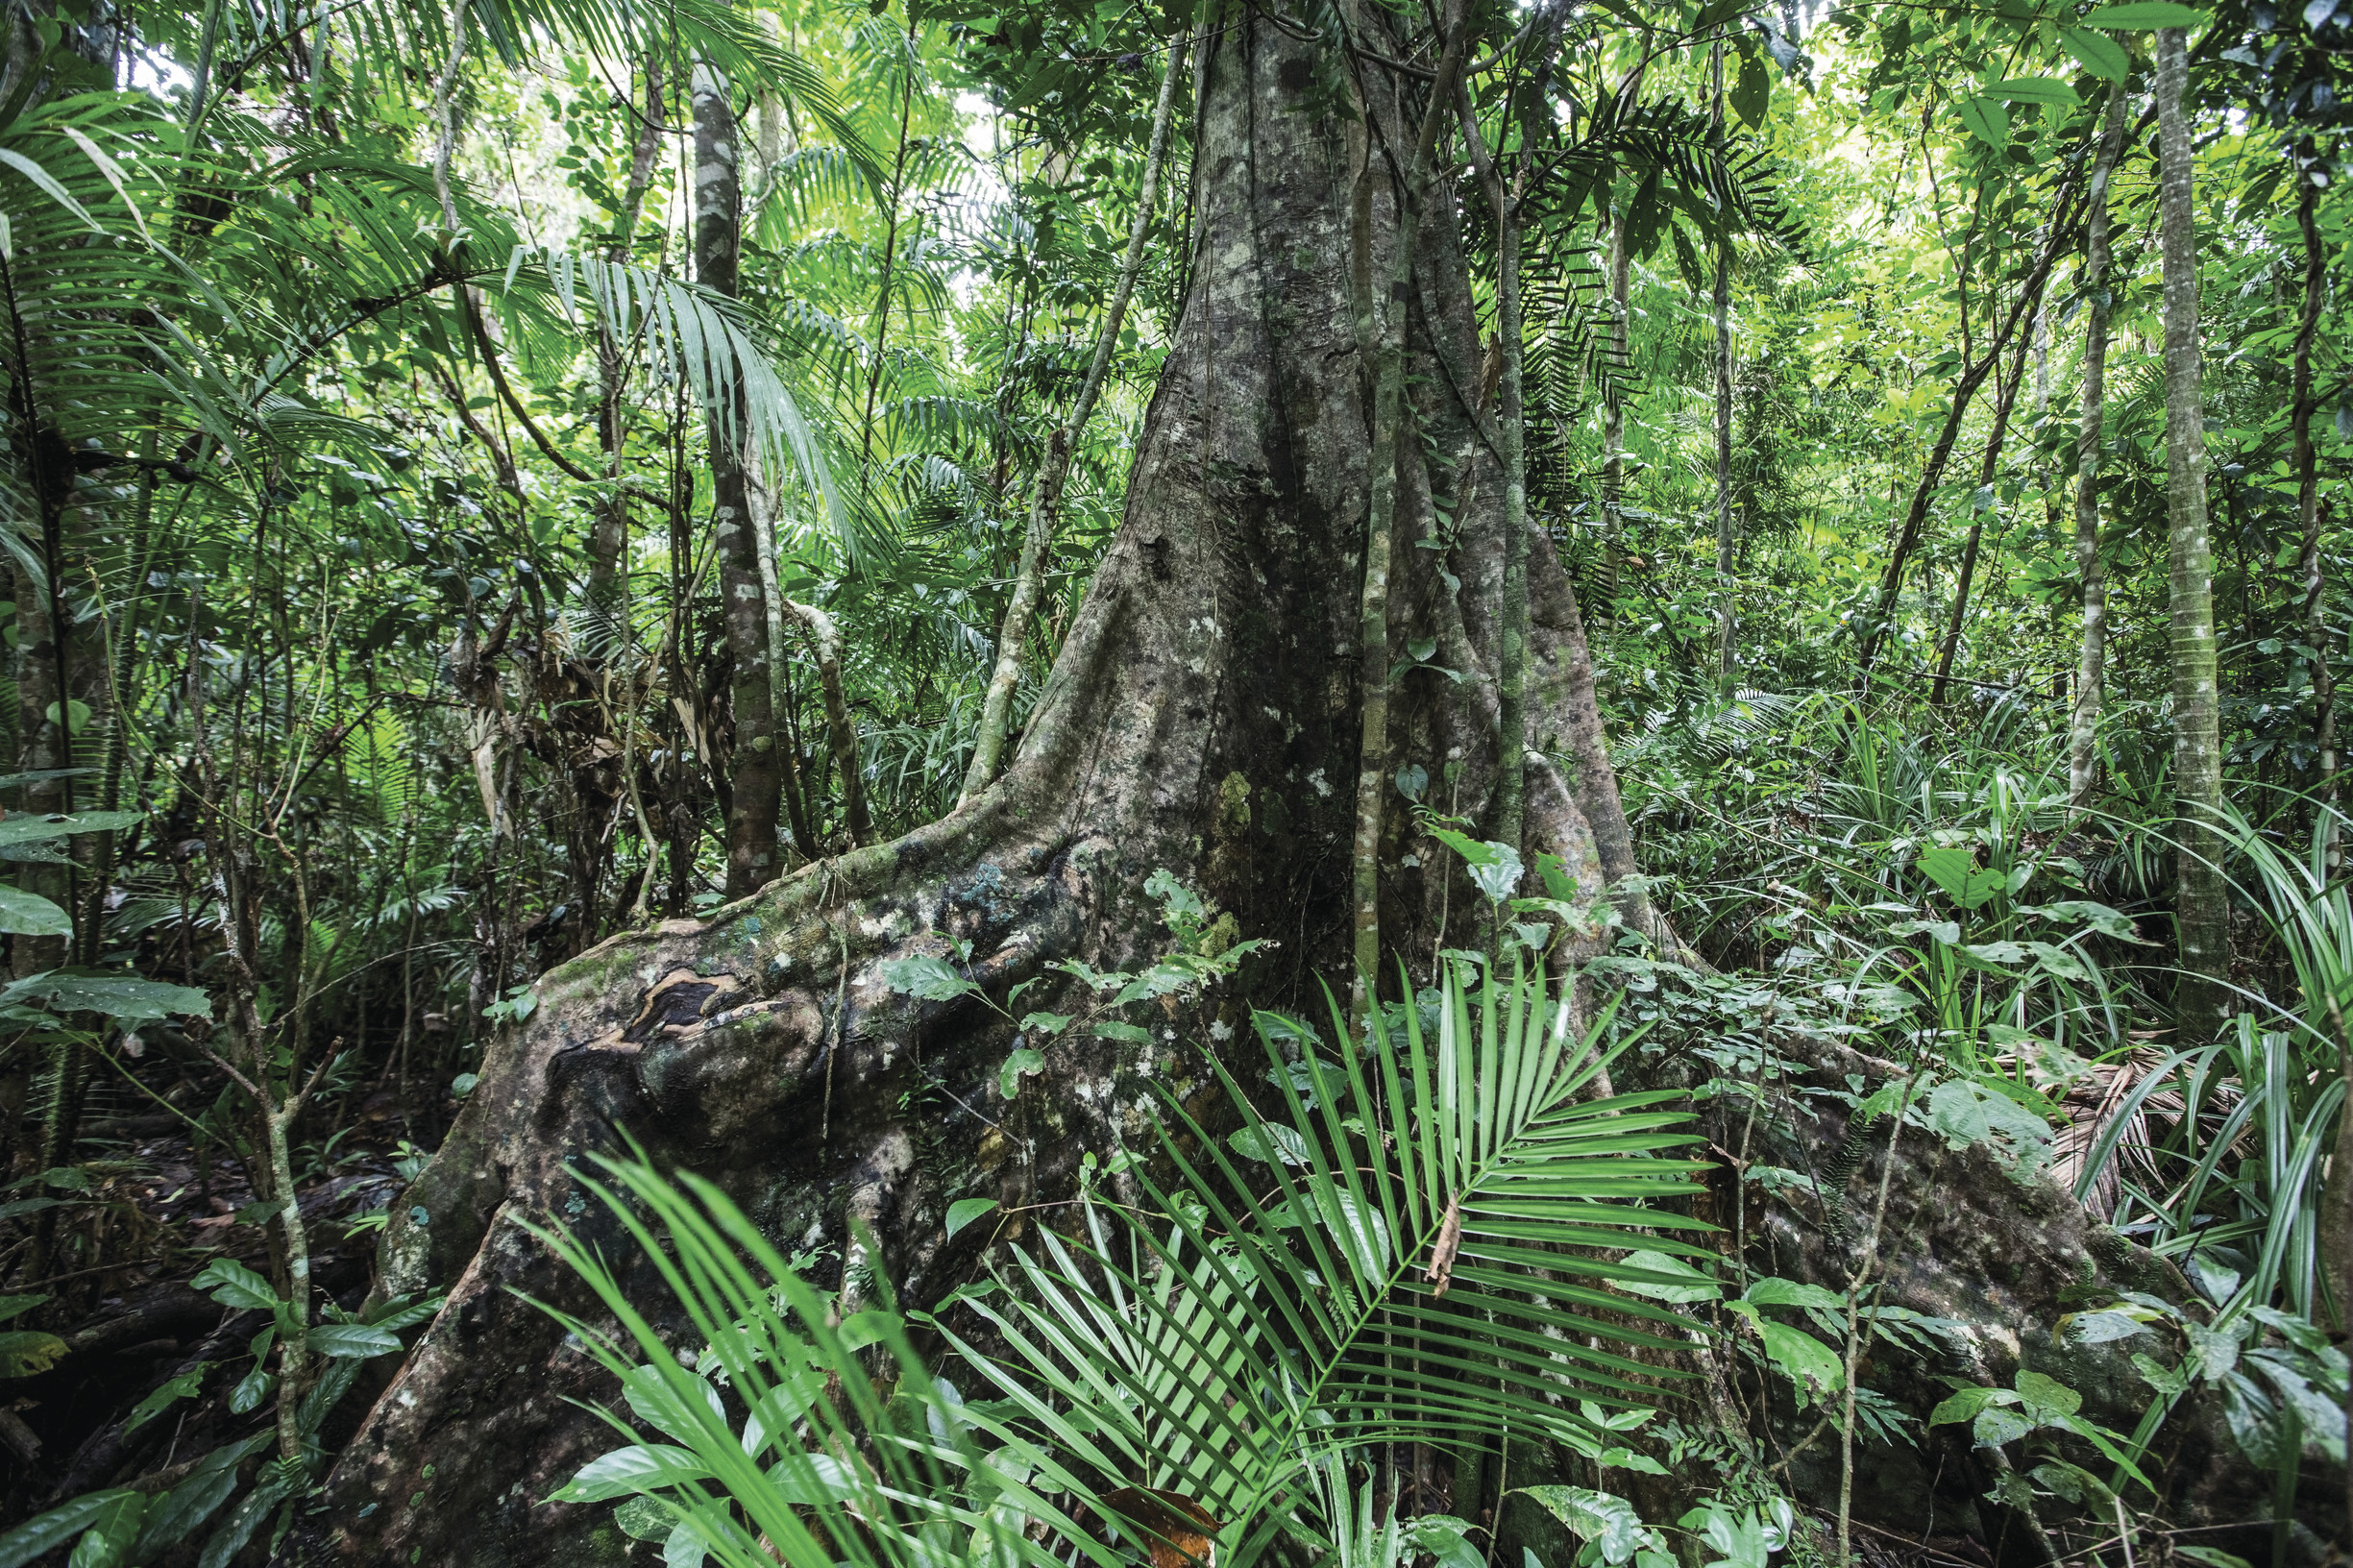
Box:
875 954 981 1002
0 1293 45 1324
614 1498 673 1542
1466 842 1526 903
1991 76 2080 106
1955 94 2010 147
1731 49 1769 128
191 1258 280 1311
764 1451 860 1507
2014 1369 2083 1417
0 1490 138 1568
945 1198 999 1238
125 1363 212 1433
131 1438 260 1557
618 1364 727 1444
664 1519 707 1568
1973 1405 2037 1447
2063 1309 2152 1344
307 1322 403 1358
1404 1516 1483 1568
1744 1277 1845 1311
0 1329 68 1377
2081 1 2209 26
998 1047 1044 1099
1520 1487 1646 1566
65 1491 143 1568
196 1469 295 1568
2022 899 2147 941
552 1444 712 1503
0 969 210 1022
1752 1321 1843 1399
1929 1385 2011 1425
0 886 69 937
0 810 141 848
2061 26 2131 78
1916 845 2004 909
1227 1121 1312 1165
1002 58 1068 110
1614 1249 1721 1304
228 1366 272 1414
1093 1019 1155 1045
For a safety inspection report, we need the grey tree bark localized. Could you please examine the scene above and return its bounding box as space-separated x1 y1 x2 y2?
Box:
2156 27 2229 1040
1598 208 1630 617
2069 88 2128 811
696 63 784 898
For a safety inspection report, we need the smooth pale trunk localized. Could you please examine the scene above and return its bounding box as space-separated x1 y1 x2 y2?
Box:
2156 26 2229 1038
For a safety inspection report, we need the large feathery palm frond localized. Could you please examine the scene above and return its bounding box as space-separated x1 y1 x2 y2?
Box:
938 961 1710 1552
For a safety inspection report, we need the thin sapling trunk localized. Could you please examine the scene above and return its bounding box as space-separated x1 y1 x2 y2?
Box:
2070 87 2128 811
960 35 1186 805
2157 25 2229 1038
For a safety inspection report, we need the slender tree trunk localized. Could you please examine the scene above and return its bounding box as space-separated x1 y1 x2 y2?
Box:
1928 319 2037 703
748 477 819 861
1710 41 1736 691
1459 78 1528 861
2070 88 2128 811
2294 175 2337 870
2157 26 2228 1039
587 60 665 619
784 599 869 847
696 63 781 897
1855 201 2081 677
959 36 1186 806
1598 208 1630 619
853 34 918 513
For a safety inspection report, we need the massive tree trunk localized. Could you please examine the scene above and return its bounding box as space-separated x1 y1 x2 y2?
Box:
288 18 1627 1565
269 19 2317 1563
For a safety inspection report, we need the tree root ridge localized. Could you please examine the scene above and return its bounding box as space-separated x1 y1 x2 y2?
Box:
293 819 1115 1566
1705 1029 2342 1559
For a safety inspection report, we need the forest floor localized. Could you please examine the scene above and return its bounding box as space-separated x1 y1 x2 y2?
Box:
3 1085 437 1514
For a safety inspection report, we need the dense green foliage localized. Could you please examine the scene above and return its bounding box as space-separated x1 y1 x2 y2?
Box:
1 0 2352 1560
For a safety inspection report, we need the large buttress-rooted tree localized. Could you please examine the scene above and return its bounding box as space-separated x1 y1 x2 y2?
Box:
290 17 1644 1564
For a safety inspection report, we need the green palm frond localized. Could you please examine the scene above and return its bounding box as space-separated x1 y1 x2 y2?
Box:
533 963 1708 1568
939 960 1710 1552
527 1158 1114 1568
521 247 845 551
